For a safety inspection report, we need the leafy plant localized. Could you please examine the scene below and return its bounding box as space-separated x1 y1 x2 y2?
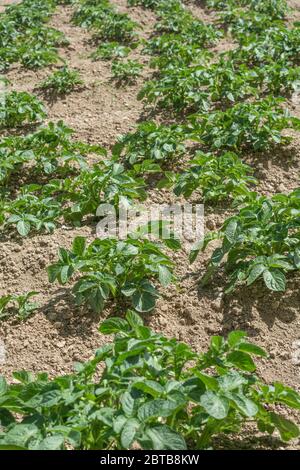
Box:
111 59 143 84
160 152 256 203
0 311 299 449
5 0 56 29
72 1 113 28
127 0 164 8
229 26 300 66
19 44 61 69
0 91 46 129
139 65 211 113
0 291 39 321
0 1 64 70
38 66 84 94
55 159 147 224
113 121 186 165
0 146 33 185
0 120 104 177
219 8 284 37
91 42 131 60
155 2 220 45
48 234 178 312
190 189 300 293
145 36 212 70
189 97 300 151
92 12 139 44
1 158 147 235
4 189 62 236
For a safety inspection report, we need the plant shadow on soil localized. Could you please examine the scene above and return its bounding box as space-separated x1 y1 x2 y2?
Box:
194 271 299 336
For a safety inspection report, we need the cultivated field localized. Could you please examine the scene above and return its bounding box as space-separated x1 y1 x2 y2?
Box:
0 0 300 451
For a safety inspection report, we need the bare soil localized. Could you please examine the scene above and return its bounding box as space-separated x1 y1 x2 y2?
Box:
0 0 300 449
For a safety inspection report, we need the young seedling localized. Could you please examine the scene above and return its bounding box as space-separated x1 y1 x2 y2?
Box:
91 42 131 60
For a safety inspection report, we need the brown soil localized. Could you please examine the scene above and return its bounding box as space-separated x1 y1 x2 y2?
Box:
0 0 300 450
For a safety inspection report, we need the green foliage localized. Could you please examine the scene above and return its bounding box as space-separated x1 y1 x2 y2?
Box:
91 42 131 60
55 159 147 224
220 8 284 37
155 3 220 44
145 36 212 70
72 0 113 28
229 26 300 66
48 235 177 312
0 311 299 449
113 121 186 165
191 189 300 293
4 189 62 236
0 158 147 236
127 0 164 8
38 66 84 94
0 291 39 321
92 12 139 44
189 97 300 151
111 59 143 84
160 152 256 203
140 56 300 113
139 65 211 113
0 145 32 186
73 1 139 43
0 91 46 129
207 0 289 20
0 120 103 181
0 0 65 70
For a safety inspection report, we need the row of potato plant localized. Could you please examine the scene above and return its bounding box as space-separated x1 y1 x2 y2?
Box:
0 0 300 451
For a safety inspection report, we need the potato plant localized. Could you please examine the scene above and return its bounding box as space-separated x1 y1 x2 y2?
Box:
0 156 147 237
72 1 113 28
91 42 131 60
4 190 62 236
111 59 143 84
38 66 84 94
48 235 178 312
160 152 256 203
0 91 46 129
191 189 300 293
0 291 39 321
0 311 299 449
1 0 300 452
0 145 33 185
0 0 64 70
92 12 139 44
139 65 211 113
189 97 300 151
58 159 147 223
0 121 104 178
113 121 187 165
230 26 300 66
